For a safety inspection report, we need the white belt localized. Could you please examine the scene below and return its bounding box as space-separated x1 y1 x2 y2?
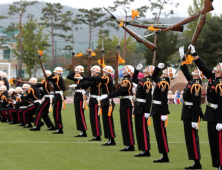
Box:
76 89 85 93
28 104 34 107
207 101 218 109
153 100 161 105
19 106 27 109
50 91 54 95
90 95 100 99
183 101 193 106
55 91 63 95
135 98 146 103
44 95 54 98
34 100 41 103
120 96 133 100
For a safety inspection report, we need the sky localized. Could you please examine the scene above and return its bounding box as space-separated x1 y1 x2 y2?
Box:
0 0 221 17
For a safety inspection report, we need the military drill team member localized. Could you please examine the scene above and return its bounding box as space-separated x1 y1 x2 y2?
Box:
132 63 154 157
0 72 9 90
0 85 9 122
151 63 177 162
5 88 16 123
67 65 88 137
179 46 204 169
74 65 116 145
21 78 41 128
69 65 102 141
190 44 222 170
48 67 65 134
99 65 135 151
30 70 56 131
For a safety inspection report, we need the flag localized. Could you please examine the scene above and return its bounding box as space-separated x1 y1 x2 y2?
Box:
118 53 125 64
98 59 106 67
132 10 139 22
74 52 83 57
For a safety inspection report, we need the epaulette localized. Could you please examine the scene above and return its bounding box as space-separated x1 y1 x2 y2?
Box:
41 79 45 84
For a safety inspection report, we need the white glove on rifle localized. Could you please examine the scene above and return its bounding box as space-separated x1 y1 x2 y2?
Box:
144 113 150 119
191 122 198 130
161 115 168 121
158 63 165 69
188 44 196 54
74 77 83 80
179 46 184 59
136 63 143 70
98 94 108 101
13 100 16 104
216 123 222 131
68 84 77 88
17 94 21 98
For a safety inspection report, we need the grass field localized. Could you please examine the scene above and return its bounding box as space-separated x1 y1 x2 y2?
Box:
0 104 215 170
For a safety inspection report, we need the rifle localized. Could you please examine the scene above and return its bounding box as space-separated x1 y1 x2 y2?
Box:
15 64 18 79
71 51 75 72
87 48 92 76
37 51 54 92
159 0 213 34
115 42 120 90
15 79 37 86
101 39 105 75
104 7 157 52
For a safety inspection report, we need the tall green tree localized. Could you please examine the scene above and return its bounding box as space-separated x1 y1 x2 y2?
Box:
13 17 50 78
8 0 38 77
76 8 110 49
41 3 73 68
144 31 178 66
1 23 18 43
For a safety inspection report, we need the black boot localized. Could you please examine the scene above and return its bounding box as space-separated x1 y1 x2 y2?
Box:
52 129 63 134
30 126 40 131
19 122 25 126
120 145 135 151
102 138 116 146
89 136 101 141
74 131 87 137
10 121 16 124
153 153 169 163
23 123 32 128
40 121 45 127
46 126 56 131
185 160 202 169
134 150 150 157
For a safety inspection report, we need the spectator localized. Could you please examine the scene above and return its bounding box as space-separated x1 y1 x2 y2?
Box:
167 90 174 104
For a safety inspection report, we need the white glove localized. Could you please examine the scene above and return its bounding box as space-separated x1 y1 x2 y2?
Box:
188 44 196 54
82 90 86 95
74 77 83 80
161 115 168 121
158 63 165 69
13 100 16 104
68 84 77 88
98 94 108 101
191 122 198 130
179 46 184 59
216 123 222 131
144 113 150 119
136 63 143 70
18 94 21 98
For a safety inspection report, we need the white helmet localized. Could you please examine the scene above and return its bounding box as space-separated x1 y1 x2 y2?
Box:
1 72 7 77
22 84 31 89
163 67 177 80
53 67 63 74
0 81 4 86
29 77 37 83
74 65 84 72
45 70 52 77
103 66 114 74
8 88 15 93
192 68 206 81
124 65 134 76
213 63 222 71
0 85 7 91
15 87 23 93
91 65 101 73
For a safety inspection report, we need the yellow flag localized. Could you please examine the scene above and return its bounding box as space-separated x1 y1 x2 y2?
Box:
181 55 194 66
9 78 14 85
98 59 106 67
74 52 83 57
118 54 125 64
132 10 139 22
37 50 43 57
148 25 159 31
91 51 96 57
118 18 124 27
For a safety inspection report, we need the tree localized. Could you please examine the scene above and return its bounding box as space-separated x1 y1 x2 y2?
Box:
8 0 38 78
76 8 109 49
13 17 50 78
41 3 73 68
149 0 179 65
144 31 178 66
0 23 18 44
108 0 149 62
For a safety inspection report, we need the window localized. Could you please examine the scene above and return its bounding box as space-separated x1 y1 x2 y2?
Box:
3 50 10 59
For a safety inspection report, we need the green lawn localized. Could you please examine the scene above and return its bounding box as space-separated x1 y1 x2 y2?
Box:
0 104 215 170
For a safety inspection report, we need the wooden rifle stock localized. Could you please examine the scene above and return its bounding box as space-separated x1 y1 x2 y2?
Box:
88 51 91 76
72 51 75 72
101 49 104 75
38 55 54 92
115 45 120 90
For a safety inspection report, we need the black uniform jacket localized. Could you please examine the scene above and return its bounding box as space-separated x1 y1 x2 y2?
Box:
195 57 222 123
108 75 133 110
181 64 203 122
21 86 41 102
67 73 87 103
48 74 65 100
132 69 152 115
151 67 170 116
